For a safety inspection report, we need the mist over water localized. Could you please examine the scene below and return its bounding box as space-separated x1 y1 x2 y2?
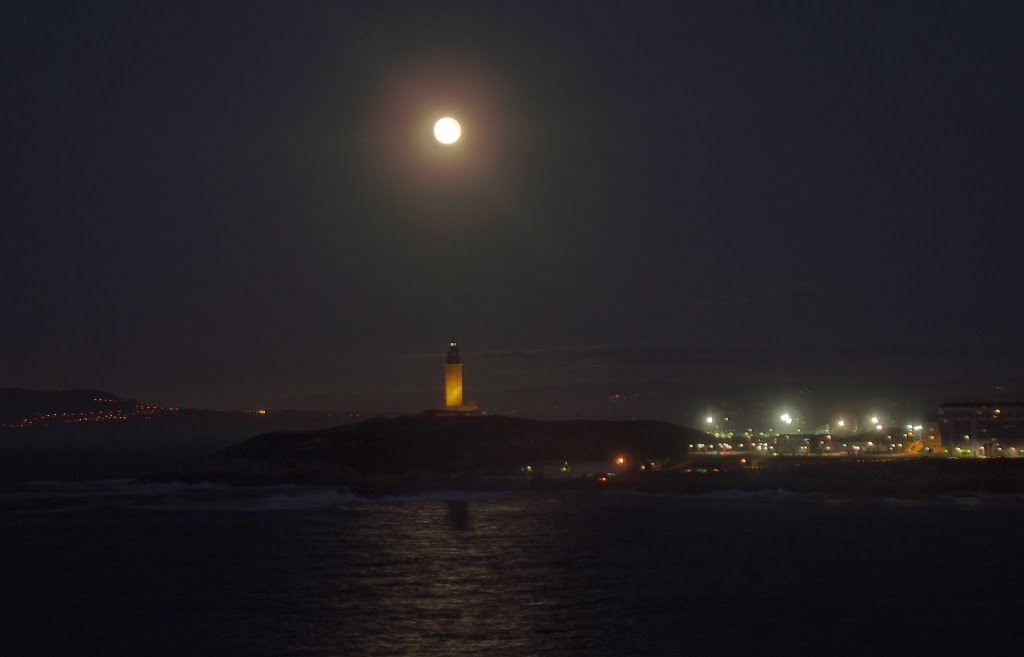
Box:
4 483 1022 656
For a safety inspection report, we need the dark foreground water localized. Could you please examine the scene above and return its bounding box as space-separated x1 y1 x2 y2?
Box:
3 482 1022 657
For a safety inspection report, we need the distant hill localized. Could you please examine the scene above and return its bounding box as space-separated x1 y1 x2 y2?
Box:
0 387 359 434
0 388 360 482
0 388 142 426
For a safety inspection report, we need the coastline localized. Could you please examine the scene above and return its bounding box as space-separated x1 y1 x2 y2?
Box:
145 456 1024 498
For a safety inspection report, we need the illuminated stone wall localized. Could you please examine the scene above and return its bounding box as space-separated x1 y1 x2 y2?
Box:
445 363 463 408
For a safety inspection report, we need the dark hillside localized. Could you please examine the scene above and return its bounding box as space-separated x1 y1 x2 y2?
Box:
220 415 703 476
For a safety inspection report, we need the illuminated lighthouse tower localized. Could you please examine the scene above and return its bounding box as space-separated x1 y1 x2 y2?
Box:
444 340 464 408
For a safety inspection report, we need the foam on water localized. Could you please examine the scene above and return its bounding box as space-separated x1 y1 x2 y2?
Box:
144 488 364 511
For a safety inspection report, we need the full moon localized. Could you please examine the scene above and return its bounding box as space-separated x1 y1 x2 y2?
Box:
433 117 461 144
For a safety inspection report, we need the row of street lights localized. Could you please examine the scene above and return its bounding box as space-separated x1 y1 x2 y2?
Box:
702 412 913 434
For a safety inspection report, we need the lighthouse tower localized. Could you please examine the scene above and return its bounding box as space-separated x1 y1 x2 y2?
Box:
444 341 463 408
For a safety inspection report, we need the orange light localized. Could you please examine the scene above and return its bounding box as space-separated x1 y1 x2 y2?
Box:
615 456 626 465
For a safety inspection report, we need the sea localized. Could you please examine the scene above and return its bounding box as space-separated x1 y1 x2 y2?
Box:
3 481 1022 656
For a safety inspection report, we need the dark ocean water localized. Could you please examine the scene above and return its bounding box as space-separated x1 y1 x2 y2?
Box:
3 482 1022 657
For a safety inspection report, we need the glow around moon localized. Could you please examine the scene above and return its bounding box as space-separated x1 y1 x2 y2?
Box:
433 117 461 144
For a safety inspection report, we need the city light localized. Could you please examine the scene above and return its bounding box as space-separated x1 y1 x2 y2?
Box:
837 419 845 428
615 456 626 465
2 402 181 430
433 117 461 144
705 416 714 424
870 416 879 424
780 413 792 424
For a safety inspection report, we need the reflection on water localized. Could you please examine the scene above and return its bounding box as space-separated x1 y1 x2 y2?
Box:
446 499 471 531
3 485 1024 656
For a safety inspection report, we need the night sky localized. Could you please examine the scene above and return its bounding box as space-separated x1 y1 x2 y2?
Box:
4 1 1023 410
